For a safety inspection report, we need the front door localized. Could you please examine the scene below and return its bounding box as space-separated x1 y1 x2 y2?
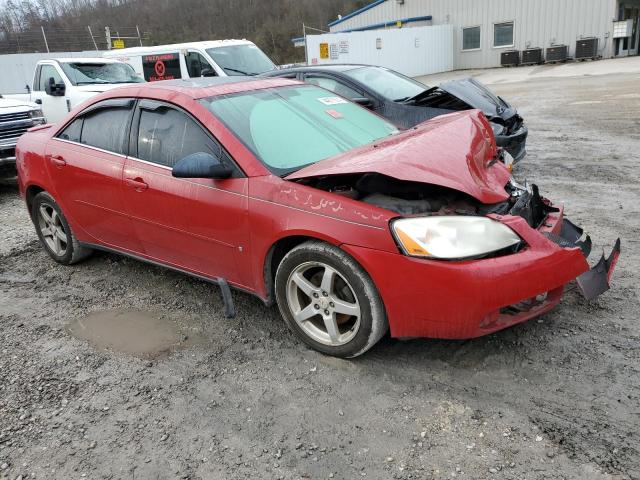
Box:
45 99 141 251
35 64 68 124
122 100 249 286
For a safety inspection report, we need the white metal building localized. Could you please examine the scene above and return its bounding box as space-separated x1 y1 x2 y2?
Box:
316 0 640 70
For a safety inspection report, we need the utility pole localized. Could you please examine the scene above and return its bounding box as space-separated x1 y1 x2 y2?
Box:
136 25 143 46
105 26 111 50
41 26 50 53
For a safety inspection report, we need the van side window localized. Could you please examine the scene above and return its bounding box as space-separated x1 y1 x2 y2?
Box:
142 53 182 81
137 107 222 168
58 118 83 143
39 65 63 91
185 51 216 78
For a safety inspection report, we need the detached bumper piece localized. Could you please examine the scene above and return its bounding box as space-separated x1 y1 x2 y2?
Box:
544 218 620 300
576 239 621 300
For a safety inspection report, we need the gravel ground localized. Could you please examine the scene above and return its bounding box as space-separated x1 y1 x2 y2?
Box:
1 66 639 480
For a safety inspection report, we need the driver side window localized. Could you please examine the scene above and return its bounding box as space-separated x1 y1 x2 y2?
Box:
185 51 216 78
39 65 63 91
304 75 362 101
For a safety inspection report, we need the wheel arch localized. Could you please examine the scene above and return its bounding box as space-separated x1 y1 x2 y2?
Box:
262 231 343 307
25 183 47 219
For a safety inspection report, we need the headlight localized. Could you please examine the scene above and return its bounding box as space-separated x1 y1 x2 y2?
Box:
489 121 505 137
29 109 44 118
391 216 522 260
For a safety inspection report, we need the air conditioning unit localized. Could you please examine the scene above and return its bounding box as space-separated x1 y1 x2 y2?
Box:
500 50 520 67
545 45 568 63
521 47 544 65
575 37 599 60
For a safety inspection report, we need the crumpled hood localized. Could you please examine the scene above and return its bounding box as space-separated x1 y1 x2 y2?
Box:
439 77 517 121
286 110 511 204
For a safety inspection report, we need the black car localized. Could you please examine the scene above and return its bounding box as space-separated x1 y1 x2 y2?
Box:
264 64 528 163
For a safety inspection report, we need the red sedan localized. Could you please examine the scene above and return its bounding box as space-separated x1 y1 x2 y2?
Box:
16 77 619 358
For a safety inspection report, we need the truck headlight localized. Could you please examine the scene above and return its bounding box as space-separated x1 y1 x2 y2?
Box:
489 121 505 137
29 109 45 123
391 216 522 260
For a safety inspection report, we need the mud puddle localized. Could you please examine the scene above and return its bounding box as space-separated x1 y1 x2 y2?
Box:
66 309 193 357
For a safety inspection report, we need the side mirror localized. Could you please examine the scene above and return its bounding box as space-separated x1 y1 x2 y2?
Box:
172 152 233 179
352 97 373 108
45 77 65 96
201 68 216 77
25 84 31 94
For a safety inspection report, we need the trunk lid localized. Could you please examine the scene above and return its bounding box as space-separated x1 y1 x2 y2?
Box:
286 110 511 204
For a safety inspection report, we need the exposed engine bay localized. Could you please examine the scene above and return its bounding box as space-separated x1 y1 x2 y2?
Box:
295 172 556 229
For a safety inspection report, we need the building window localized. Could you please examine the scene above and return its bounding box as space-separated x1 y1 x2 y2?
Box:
494 22 514 47
462 26 481 50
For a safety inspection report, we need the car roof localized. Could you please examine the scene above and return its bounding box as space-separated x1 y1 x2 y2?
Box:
112 76 303 99
270 64 371 74
44 58 123 64
103 39 255 57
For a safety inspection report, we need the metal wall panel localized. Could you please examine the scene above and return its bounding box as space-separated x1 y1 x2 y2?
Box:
306 24 454 77
329 0 617 69
0 51 105 94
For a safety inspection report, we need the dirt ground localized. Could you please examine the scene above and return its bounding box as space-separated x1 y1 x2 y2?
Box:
1 65 639 480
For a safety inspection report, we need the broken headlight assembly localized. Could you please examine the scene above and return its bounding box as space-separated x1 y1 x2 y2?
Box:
391 216 522 260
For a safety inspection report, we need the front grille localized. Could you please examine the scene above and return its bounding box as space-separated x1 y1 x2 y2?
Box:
0 125 29 140
0 111 30 122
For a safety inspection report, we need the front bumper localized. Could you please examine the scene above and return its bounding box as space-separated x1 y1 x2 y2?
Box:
343 208 619 339
0 148 17 177
496 124 528 163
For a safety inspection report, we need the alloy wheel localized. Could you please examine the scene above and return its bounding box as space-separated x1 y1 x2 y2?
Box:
285 261 361 346
38 203 68 256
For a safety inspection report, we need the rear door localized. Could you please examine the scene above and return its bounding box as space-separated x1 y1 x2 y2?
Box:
44 98 142 251
122 99 250 286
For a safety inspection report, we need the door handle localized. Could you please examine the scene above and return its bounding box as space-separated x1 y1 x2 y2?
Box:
125 177 148 191
47 154 66 167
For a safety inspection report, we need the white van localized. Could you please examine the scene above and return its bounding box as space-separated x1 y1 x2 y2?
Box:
103 39 277 81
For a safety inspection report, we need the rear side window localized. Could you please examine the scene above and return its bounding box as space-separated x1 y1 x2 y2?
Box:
58 118 83 142
137 107 221 168
80 107 132 155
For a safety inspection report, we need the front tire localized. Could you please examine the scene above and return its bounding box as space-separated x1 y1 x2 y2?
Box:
275 240 388 358
31 191 92 265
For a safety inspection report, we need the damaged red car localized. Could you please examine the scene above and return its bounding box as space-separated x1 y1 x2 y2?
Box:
16 77 620 358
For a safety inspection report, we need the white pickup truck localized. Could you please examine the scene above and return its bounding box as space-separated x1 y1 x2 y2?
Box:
6 57 143 124
0 96 45 178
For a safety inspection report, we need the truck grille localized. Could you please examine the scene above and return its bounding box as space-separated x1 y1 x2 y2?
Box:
0 111 30 122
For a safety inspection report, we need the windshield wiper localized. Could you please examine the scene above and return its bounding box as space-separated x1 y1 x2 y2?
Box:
75 81 109 85
221 66 258 76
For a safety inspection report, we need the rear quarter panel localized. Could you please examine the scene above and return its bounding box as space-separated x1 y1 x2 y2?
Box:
16 125 55 203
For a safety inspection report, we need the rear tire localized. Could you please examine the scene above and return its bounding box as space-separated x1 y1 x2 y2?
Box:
275 240 387 358
31 191 92 265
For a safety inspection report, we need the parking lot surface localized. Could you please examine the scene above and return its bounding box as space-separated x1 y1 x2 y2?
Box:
0 64 639 479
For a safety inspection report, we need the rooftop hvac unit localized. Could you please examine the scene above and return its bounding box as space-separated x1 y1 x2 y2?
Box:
500 50 520 67
575 37 599 60
545 45 568 63
521 47 544 65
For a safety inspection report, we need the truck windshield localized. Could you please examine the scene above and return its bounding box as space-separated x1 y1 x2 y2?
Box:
60 62 144 85
206 44 276 76
201 85 398 175
343 66 427 102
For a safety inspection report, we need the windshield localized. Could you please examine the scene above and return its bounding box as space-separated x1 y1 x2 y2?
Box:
60 62 144 85
206 44 276 76
344 66 427 102
201 85 398 175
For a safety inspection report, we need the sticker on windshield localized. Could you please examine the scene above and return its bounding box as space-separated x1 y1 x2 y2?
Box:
318 97 348 106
